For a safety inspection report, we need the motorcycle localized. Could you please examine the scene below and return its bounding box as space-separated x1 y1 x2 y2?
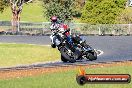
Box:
50 24 97 63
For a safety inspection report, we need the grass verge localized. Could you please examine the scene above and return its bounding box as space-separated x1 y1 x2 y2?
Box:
0 43 60 67
0 65 132 88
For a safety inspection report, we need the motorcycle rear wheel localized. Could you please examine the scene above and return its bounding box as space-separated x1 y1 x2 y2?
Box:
61 55 68 62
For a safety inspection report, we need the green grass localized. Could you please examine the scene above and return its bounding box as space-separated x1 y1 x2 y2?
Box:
0 43 60 67
0 66 132 88
0 1 47 22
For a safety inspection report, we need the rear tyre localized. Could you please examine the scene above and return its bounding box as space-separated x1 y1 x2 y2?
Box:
69 58 76 63
60 47 76 63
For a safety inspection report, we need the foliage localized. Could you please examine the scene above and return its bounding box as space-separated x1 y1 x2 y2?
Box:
0 0 32 13
43 0 77 22
72 0 85 18
0 0 9 13
116 7 132 24
81 0 126 24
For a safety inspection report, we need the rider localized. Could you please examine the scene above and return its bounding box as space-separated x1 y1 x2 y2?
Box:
50 16 84 51
50 16 60 48
50 16 73 48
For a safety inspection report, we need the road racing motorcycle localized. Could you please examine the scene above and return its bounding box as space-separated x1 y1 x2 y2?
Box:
50 24 97 63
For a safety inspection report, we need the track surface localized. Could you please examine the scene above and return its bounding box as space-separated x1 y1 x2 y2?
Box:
0 36 132 69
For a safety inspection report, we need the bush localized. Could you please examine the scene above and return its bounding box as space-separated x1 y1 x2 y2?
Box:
43 0 76 22
81 0 126 24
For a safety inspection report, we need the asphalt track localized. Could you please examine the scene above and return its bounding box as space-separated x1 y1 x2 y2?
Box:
0 35 132 69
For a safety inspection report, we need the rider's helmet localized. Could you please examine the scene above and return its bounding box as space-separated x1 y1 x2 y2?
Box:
51 16 57 22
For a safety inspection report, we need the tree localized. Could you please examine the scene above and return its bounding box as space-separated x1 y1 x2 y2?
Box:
10 0 32 32
43 0 77 22
81 0 126 24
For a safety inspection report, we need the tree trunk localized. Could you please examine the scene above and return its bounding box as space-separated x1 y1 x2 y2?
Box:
12 9 22 33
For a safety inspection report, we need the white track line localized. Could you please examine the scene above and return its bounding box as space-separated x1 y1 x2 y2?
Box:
94 49 104 56
97 50 104 56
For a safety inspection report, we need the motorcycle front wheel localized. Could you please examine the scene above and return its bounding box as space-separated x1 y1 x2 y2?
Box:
86 51 97 61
